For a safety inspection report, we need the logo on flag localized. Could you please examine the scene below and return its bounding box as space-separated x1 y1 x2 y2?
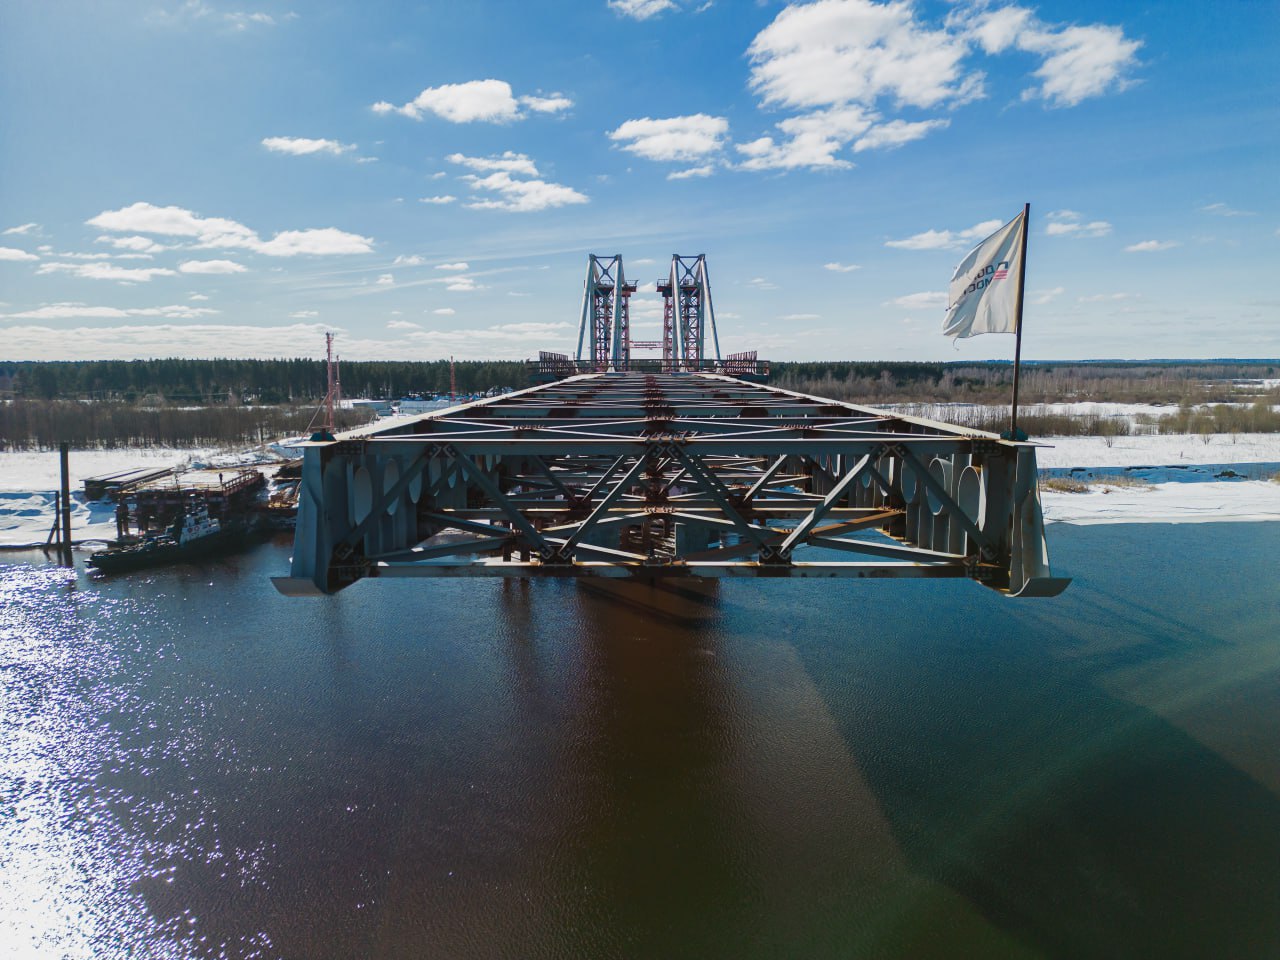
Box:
943 211 1026 340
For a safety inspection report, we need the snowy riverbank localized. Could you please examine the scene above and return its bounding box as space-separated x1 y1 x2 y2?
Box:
2 435 1278 547
1032 434 1280 525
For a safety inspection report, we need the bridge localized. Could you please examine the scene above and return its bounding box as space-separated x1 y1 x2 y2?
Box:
273 255 1068 598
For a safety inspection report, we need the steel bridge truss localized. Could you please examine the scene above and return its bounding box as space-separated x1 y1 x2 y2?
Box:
275 373 1069 598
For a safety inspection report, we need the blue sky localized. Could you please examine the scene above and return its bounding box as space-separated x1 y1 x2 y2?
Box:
1 0 1276 363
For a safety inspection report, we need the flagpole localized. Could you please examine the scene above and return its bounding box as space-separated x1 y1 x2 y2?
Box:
1008 202 1031 439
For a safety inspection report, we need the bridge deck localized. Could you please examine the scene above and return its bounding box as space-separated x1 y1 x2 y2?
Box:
275 373 1067 597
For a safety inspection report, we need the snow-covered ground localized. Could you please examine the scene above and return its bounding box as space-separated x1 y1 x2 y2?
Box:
1035 433 1280 469
1039 479 1280 525
2 433 1278 547
1031 433 1280 524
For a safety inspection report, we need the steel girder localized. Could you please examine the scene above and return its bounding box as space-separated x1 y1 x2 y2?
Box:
273 373 1069 598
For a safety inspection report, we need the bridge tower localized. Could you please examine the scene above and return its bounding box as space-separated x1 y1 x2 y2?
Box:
574 255 636 372
657 255 720 371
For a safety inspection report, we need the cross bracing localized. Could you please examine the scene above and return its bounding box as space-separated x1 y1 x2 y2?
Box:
274 373 1068 598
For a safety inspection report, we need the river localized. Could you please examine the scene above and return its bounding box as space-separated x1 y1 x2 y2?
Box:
2 523 1279 959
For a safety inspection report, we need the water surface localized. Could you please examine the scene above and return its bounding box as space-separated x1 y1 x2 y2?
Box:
2 524 1279 959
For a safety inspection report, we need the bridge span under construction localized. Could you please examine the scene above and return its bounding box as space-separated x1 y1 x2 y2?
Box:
273 370 1067 598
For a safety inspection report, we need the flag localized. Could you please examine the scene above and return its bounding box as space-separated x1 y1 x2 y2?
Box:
943 211 1026 339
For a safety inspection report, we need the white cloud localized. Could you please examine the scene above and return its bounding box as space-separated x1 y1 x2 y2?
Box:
723 2 1140 180
224 10 278 30
149 2 289 33
748 0 980 112
465 172 588 212
853 118 948 152
393 254 426 266
609 114 729 162
609 0 676 19
1200 202 1256 217
373 79 571 123
447 151 540 176
1045 210 1112 238
668 164 715 180
824 262 861 272
435 262 469 271
1124 240 1179 252
178 259 246 274
1020 23 1141 107
419 195 457 205
36 262 177 282
737 105 874 170
452 154 589 213
1 302 219 321
433 307 456 316
374 79 518 122
1078 292 1135 302
779 312 820 321
746 277 777 290
483 322 572 335
885 219 1003 250
445 277 485 292
97 234 167 253
88 202 374 256
255 228 375 256
0 246 39 262
519 94 573 114
189 293 210 301
290 310 318 318
376 273 395 285
958 5 1141 107
261 136 356 156
1031 286 1064 305
3 223 38 236
387 319 421 330
963 5 1034 55
887 291 946 309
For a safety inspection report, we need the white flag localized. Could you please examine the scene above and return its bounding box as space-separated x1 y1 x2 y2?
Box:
943 211 1026 339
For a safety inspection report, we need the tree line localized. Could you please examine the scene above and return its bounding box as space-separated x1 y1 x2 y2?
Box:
0 400 374 451
0 359 527 402
3 358 1277 404
773 360 1280 405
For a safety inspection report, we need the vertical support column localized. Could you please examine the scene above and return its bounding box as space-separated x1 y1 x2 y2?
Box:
59 442 73 566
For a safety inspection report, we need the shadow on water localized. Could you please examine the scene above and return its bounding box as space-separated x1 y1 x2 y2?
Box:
551 578 748 958
776 522 1280 959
